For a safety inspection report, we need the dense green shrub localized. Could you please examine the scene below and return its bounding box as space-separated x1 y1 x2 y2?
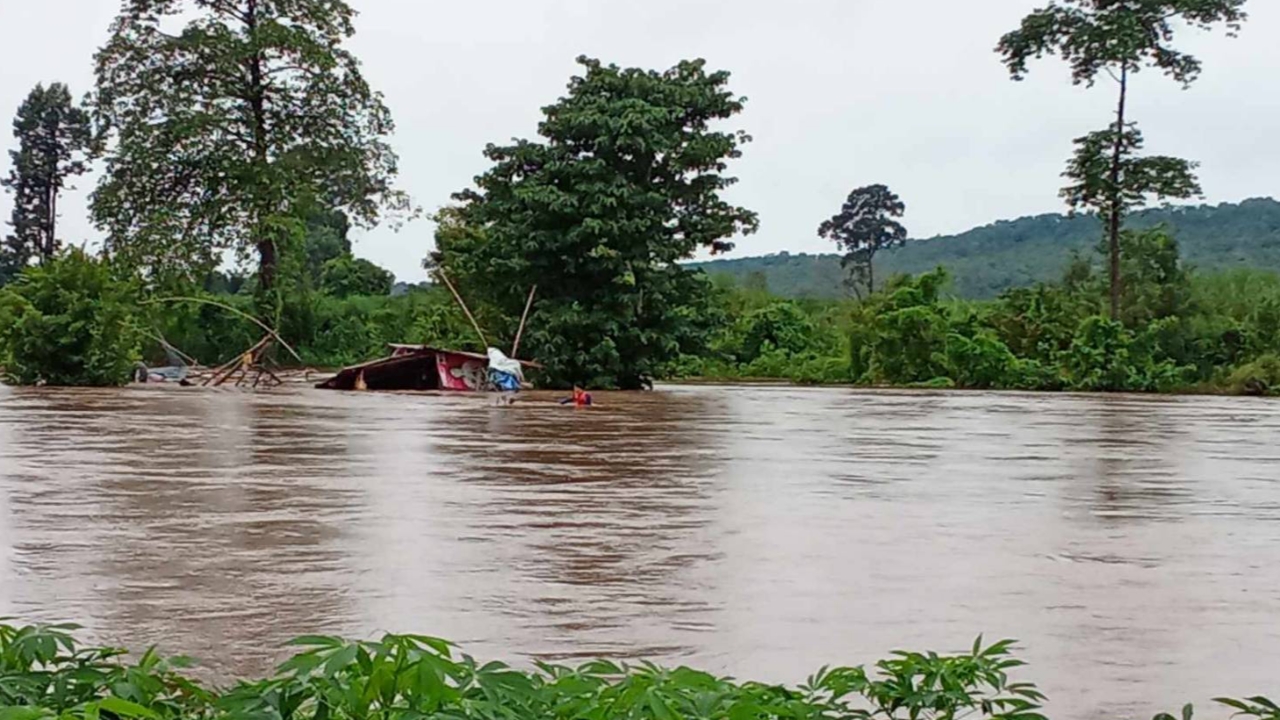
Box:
11 231 1274 394
942 329 1022 390
1059 317 1187 393
105 224 1275 394
149 293 260 369
740 302 817 363
293 291 478 367
789 354 852 385
1227 354 1280 396
848 269 952 385
1117 228 1194 327
989 284 1091 364
0 251 143 387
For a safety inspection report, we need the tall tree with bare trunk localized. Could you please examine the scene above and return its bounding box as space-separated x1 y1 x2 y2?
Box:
818 184 907 299
997 0 1247 320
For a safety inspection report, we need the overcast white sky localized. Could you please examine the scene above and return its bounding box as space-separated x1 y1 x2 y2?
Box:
0 1 1276 282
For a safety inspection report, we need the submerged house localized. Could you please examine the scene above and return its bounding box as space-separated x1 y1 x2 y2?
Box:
317 344 539 392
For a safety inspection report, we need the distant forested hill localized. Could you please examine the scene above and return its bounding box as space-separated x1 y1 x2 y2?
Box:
694 198 1280 299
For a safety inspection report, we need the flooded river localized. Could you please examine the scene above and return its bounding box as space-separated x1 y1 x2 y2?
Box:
1 384 1279 719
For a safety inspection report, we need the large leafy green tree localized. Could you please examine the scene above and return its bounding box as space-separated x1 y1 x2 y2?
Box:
91 0 409 296
817 184 907 298
997 0 1247 320
434 56 758 389
1 83 95 283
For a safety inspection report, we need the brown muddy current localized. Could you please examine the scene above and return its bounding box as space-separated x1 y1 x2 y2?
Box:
1 384 1279 719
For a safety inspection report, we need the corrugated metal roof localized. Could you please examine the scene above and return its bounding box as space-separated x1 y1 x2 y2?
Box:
386 345 542 368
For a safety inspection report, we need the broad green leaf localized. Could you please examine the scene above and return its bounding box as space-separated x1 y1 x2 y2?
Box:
98 698 158 720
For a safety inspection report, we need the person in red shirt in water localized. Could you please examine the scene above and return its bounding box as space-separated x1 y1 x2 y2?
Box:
559 386 593 407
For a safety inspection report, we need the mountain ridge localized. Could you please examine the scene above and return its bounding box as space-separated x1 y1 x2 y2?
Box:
693 198 1280 299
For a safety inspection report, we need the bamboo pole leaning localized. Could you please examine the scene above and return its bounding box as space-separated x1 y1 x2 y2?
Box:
512 285 538 359
436 269 489 348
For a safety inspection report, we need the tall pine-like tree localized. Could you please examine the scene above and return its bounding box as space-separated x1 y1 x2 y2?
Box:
998 0 1248 320
1 83 95 283
91 0 410 297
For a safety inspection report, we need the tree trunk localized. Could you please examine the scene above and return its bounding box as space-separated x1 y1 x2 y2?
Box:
43 111 58 264
257 239 277 292
1107 65 1128 322
45 183 57 263
246 0 275 293
867 253 875 297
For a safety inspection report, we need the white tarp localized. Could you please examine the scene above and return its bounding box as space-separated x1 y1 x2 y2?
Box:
486 347 524 379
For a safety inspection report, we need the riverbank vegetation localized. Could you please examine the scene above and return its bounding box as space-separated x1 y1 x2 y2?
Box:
1 621 1276 720
6 221 1278 394
675 231 1280 395
0 220 479 386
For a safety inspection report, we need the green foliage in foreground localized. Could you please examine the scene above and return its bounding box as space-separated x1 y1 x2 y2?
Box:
0 251 143 387
675 229 1280 394
2 622 1275 720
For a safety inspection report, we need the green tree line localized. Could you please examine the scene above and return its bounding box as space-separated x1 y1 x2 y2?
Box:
674 228 1280 395
1 0 1272 392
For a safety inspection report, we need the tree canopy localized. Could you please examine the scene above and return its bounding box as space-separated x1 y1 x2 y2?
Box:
997 0 1248 87
303 207 353 285
320 256 393 298
91 0 409 293
1060 123 1202 221
434 56 757 389
817 184 908 297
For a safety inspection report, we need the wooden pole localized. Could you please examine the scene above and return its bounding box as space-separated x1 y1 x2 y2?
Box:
512 285 538 359
437 269 488 348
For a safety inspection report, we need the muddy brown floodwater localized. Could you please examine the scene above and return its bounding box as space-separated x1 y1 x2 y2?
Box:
1 384 1279 718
